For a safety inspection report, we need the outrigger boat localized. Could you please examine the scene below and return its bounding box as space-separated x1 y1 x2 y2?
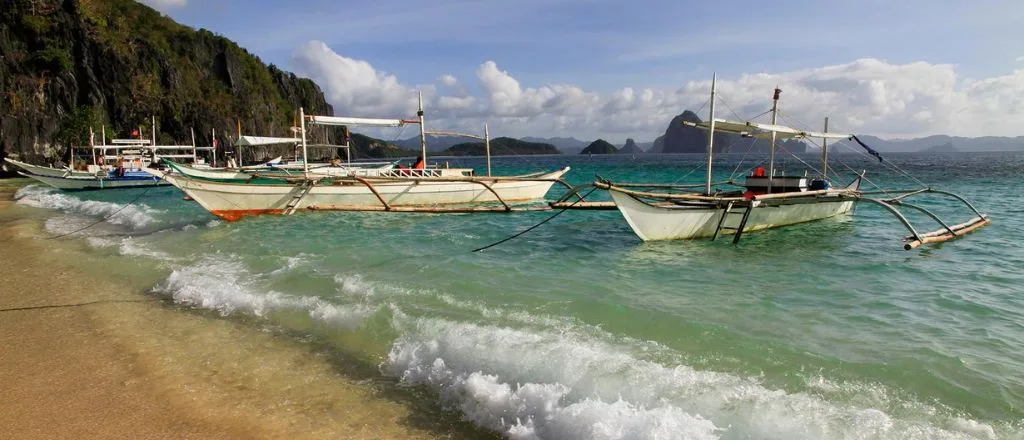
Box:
585 74 990 250
148 93 572 221
3 124 192 190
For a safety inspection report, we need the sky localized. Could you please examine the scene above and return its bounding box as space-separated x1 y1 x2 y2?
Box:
143 0 1024 143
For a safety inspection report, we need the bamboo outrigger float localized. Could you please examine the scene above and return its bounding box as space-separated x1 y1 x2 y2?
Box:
148 92 572 220
580 74 990 250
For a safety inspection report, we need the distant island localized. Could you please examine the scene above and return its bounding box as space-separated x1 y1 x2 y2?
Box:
618 139 644 154
441 137 561 156
580 139 618 154
921 142 959 153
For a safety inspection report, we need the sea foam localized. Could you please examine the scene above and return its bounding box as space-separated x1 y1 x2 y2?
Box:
154 256 375 329
15 185 162 230
384 315 999 440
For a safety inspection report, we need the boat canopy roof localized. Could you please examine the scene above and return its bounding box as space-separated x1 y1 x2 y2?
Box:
306 115 412 127
684 119 853 140
235 136 301 146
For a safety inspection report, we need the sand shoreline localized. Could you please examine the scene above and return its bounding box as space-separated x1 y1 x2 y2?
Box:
0 181 490 439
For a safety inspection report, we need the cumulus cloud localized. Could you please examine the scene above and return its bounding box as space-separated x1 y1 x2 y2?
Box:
292 42 1024 140
291 41 417 117
438 74 459 87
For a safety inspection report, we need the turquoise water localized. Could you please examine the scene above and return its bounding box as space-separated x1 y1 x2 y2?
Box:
12 151 1024 439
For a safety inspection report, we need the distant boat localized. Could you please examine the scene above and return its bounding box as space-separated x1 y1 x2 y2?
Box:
593 74 990 250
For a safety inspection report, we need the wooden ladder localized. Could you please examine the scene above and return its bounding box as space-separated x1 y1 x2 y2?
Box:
283 179 315 215
711 201 755 243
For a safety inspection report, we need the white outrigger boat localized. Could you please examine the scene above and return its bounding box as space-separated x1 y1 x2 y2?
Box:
589 74 990 250
148 94 571 221
2 124 191 190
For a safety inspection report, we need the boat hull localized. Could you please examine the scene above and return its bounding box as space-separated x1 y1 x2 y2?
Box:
19 171 168 190
609 190 856 241
149 168 571 221
4 158 94 178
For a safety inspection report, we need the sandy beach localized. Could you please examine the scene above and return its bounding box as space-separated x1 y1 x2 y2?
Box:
0 180 492 440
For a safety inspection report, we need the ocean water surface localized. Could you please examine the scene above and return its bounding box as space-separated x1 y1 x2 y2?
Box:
10 151 1024 439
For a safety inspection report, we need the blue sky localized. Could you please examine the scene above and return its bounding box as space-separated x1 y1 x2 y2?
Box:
147 0 1024 141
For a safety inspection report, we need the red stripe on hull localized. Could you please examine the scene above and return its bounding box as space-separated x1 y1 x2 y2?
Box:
211 209 284 221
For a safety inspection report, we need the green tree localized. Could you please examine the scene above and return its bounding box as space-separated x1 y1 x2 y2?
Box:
56 106 102 158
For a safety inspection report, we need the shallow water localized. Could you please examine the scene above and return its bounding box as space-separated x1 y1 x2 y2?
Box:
11 151 1024 439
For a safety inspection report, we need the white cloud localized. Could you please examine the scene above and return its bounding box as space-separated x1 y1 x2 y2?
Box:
1017 56 1024 63
438 74 459 87
292 42 1024 141
291 41 417 117
141 0 187 11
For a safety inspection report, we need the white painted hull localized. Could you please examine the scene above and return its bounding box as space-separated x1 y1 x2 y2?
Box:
149 168 570 221
4 158 94 178
609 190 856 241
19 172 167 190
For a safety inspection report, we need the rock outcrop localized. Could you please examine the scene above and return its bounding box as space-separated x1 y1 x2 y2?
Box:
0 0 385 168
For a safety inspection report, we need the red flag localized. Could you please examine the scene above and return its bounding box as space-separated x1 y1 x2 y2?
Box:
131 129 140 137
212 138 218 150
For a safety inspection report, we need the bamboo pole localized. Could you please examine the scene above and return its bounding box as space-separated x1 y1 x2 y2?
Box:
768 88 781 193
704 73 717 195
904 216 991 250
821 117 829 179
549 201 617 210
152 115 158 163
485 123 491 177
417 91 427 163
306 205 552 213
89 127 96 166
351 175 392 210
300 107 309 177
212 128 217 167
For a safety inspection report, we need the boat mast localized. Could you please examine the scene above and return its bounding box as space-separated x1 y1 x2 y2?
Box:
152 115 158 164
821 117 829 179
485 123 491 177
212 128 217 167
89 127 96 166
704 73 717 195
767 87 781 193
417 91 427 163
191 127 197 164
300 107 309 177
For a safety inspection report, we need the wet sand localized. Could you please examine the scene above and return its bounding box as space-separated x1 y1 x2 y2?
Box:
0 180 489 440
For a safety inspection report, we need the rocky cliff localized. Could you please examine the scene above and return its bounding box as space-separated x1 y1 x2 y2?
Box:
0 0 343 170
652 110 806 154
618 138 644 154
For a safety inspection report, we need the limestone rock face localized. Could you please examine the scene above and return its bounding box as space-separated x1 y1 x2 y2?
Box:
1 0 338 167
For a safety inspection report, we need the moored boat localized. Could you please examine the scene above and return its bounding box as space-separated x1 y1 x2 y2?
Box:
591 74 990 249
150 93 572 220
